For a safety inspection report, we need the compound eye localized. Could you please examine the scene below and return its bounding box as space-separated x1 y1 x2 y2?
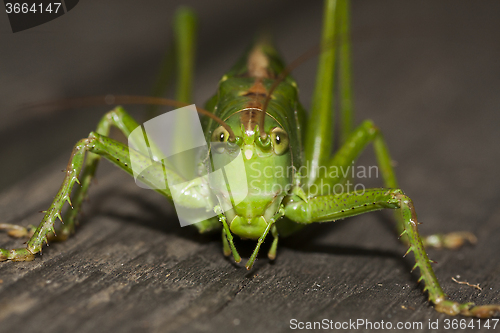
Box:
211 126 229 143
270 127 289 155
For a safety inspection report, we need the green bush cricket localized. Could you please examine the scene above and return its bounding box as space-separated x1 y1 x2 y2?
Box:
1 0 499 319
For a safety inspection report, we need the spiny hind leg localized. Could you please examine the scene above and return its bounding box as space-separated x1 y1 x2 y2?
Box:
56 106 144 240
328 0 473 249
0 130 173 262
1 8 201 262
0 106 143 249
319 119 476 249
0 136 91 262
60 8 198 238
285 188 500 317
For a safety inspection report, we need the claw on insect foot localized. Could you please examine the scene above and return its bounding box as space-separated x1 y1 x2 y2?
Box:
434 299 500 318
467 305 500 318
0 248 35 262
245 260 253 270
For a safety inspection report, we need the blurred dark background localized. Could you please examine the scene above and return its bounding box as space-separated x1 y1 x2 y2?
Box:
0 1 500 332
2 0 500 235
2 0 498 189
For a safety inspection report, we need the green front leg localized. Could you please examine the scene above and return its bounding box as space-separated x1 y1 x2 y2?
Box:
245 206 285 270
217 206 241 264
285 188 500 317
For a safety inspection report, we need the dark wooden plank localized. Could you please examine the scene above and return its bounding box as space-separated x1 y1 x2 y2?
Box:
1 1 500 332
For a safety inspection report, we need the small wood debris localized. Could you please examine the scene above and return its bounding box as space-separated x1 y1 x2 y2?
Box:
451 277 482 291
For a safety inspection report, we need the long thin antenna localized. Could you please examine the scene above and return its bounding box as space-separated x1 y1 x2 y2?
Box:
22 95 236 141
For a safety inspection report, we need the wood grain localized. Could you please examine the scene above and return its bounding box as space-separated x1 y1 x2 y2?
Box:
1 1 499 332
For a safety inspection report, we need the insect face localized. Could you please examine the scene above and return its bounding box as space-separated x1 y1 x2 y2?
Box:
209 114 292 239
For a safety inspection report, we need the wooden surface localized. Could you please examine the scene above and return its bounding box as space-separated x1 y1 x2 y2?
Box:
1 1 500 332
